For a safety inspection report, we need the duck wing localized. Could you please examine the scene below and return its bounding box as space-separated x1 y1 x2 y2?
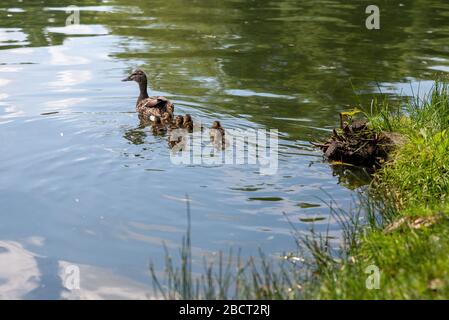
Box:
138 97 162 109
155 96 174 114
139 96 173 110
136 96 175 121
136 99 160 120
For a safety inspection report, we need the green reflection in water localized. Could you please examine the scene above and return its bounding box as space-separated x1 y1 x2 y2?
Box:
2 0 449 143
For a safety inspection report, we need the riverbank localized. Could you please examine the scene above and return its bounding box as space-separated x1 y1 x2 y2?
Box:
306 81 449 299
151 81 449 299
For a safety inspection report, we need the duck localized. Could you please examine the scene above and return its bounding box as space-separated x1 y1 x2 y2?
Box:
210 120 226 149
183 114 193 132
122 69 174 121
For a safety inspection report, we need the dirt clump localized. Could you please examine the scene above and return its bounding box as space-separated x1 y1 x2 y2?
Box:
313 115 400 167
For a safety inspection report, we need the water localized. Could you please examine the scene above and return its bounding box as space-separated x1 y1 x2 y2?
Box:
1 0 448 299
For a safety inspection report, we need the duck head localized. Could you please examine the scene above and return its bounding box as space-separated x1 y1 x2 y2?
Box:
122 69 147 83
211 121 222 129
123 69 149 103
183 114 192 124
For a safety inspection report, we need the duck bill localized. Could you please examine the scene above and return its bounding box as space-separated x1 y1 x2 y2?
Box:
122 76 132 82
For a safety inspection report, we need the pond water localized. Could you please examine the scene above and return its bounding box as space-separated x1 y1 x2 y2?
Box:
1 0 449 299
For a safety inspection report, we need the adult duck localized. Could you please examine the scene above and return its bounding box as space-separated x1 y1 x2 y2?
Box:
122 69 174 121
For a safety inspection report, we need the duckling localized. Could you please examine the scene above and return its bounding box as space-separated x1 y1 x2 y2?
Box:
168 116 187 149
210 121 225 141
151 117 167 135
210 120 226 150
161 112 173 126
172 115 184 129
122 69 174 121
183 114 193 133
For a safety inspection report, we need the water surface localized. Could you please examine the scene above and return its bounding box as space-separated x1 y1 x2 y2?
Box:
1 0 449 299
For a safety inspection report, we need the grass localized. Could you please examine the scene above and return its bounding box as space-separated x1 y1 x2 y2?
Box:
149 193 377 299
149 81 449 299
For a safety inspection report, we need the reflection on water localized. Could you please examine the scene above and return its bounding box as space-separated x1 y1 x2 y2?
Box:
0 241 40 299
0 240 153 299
124 125 148 145
0 0 449 298
58 261 153 300
330 164 373 190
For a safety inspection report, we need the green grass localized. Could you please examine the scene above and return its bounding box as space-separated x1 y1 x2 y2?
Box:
308 209 449 299
149 81 449 300
367 81 449 209
367 81 449 135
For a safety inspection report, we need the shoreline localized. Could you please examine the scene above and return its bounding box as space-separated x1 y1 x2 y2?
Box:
306 80 449 299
